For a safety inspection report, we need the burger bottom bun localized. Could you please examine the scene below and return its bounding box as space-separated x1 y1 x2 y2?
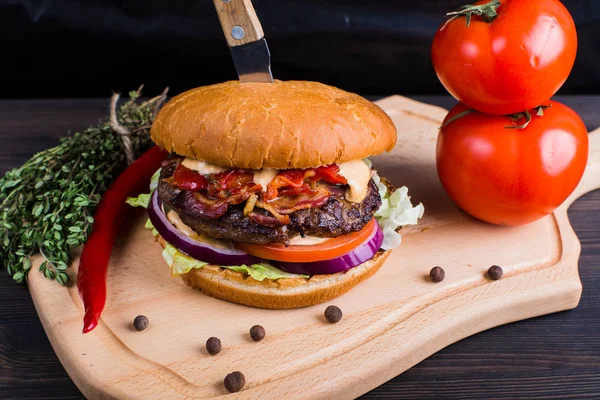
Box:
157 235 390 309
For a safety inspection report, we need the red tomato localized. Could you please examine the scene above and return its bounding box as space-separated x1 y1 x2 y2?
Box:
432 0 577 115
236 219 377 262
436 101 588 226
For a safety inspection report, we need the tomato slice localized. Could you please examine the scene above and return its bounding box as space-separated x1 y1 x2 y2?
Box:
235 218 377 262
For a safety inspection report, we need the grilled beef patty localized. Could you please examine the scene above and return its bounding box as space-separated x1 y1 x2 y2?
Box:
157 157 381 245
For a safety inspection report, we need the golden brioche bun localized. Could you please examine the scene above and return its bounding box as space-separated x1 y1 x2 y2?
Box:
157 235 390 309
150 80 396 169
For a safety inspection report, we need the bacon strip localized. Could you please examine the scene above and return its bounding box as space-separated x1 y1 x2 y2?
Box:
265 165 346 201
249 211 288 227
169 162 350 225
188 192 229 219
207 169 260 200
278 183 315 197
268 184 344 215
265 169 307 200
254 201 291 225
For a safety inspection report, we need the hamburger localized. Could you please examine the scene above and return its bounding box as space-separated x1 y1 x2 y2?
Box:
129 80 424 309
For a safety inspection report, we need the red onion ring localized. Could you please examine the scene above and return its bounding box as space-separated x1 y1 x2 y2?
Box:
273 222 384 275
148 190 260 265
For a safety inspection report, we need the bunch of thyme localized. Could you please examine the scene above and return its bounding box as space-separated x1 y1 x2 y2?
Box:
0 87 167 285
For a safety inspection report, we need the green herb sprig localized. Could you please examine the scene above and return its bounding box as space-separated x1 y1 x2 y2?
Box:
0 87 167 285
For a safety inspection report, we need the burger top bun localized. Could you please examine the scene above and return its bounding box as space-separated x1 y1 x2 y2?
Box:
151 80 397 169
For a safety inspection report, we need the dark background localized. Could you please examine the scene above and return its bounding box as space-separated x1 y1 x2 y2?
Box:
2 0 599 99
2 2 600 399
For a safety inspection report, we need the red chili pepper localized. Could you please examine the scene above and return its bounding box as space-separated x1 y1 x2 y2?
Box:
312 165 347 185
173 163 208 191
211 169 241 189
77 145 167 334
276 170 307 187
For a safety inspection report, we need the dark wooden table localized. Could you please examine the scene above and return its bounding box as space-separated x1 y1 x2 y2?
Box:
1 96 599 399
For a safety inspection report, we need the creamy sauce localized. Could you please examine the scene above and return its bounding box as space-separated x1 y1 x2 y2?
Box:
253 168 278 192
181 158 228 174
337 160 372 203
288 235 331 246
167 210 233 250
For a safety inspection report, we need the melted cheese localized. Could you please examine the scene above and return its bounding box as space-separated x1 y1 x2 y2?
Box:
253 168 277 192
181 158 228 174
288 235 331 246
166 210 233 250
337 160 372 203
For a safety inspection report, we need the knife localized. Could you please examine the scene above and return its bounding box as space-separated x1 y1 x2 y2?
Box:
212 0 274 83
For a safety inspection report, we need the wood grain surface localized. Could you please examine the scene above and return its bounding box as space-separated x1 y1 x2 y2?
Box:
213 0 265 46
1 96 599 399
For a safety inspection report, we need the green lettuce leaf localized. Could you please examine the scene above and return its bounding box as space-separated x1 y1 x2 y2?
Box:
145 218 159 236
161 239 209 276
126 168 161 209
126 193 151 208
149 168 161 191
225 264 309 281
372 169 424 250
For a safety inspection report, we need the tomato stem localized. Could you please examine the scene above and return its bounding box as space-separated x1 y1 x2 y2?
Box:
441 0 501 30
506 111 532 130
536 104 552 117
440 104 552 131
440 109 474 129
505 105 552 130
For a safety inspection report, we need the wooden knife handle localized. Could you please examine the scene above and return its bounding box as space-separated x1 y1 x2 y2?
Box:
213 0 264 47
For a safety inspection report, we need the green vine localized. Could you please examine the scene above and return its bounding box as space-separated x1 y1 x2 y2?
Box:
441 0 502 30
440 104 552 131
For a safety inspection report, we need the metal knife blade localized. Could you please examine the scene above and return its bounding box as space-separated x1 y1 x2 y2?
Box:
229 38 273 83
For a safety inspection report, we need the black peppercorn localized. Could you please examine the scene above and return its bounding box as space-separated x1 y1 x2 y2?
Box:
324 305 343 323
133 315 148 331
249 325 265 342
206 337 222 355
429 266 445 283
487 265 503 280
224 371 245 393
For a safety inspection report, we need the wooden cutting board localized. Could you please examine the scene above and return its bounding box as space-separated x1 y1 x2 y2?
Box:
28 96 600 399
